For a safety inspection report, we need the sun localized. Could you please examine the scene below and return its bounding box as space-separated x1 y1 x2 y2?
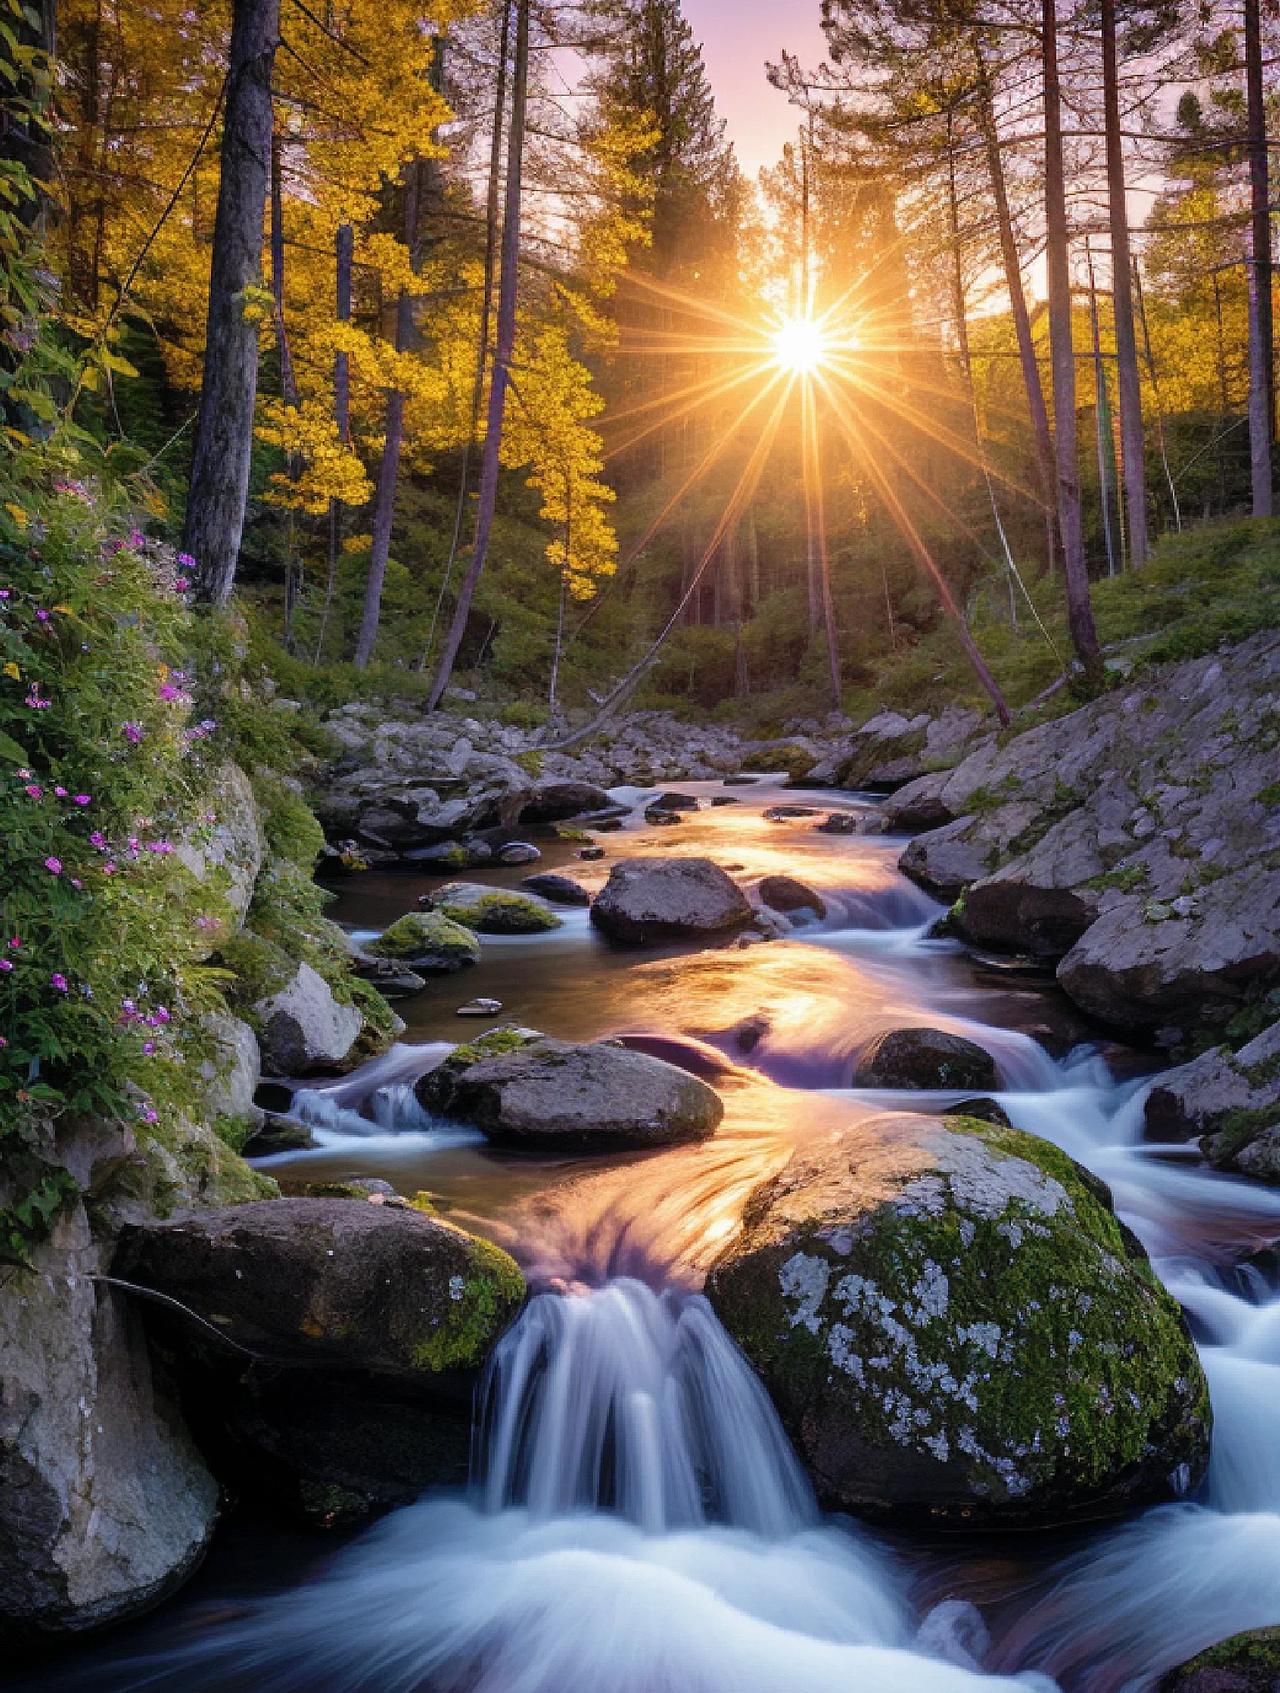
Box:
772 316 826 376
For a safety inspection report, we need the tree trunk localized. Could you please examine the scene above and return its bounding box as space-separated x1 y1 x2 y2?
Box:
1133 256 1181 530
1086 244 1119 577
1244 0 1274 517
1042 0 1101 671
315 221 353 663
271 126 303 648
1101 0 1148 564
422 0 511 673
427 0 530 709
184 0 280 606
353 173 419 668
973 39 1058 574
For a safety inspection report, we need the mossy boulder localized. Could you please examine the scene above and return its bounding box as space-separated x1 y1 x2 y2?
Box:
367 910 482 972
416 1031 723 1151
219 932 363 1075
116 1199 525 1382
1159 1628 1280 1692
706 1111 1210 1531
426 882 562 935
854 1027 1000 1092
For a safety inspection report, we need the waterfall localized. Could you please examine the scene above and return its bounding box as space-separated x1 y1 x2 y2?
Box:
478 1279 816 1536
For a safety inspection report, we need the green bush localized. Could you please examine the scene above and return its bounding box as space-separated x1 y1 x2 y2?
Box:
0 436 229 1138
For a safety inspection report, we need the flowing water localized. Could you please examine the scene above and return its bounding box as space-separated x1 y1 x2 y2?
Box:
27 780 1280 1692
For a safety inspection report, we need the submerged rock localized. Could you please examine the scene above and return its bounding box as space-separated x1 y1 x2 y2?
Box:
590 856 752 945
369 910 482 973
706 1111 1209 1530
426 882 562 935
1159 1627 1280 1692
416 1029 723 1151
758 875 827 920
520 872 591 907
117 1199 525 1382
854 1027 1000 1092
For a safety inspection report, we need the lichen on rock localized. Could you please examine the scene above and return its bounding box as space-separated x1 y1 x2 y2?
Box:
706 1110 1210 1530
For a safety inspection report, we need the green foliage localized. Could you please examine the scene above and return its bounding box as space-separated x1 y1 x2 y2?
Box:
0 431 234 1141
0 1165 80 1268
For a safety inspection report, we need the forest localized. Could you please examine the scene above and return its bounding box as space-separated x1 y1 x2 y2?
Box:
2 3 1280 1692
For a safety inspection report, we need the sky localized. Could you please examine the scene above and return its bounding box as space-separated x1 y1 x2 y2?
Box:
681 0 829 180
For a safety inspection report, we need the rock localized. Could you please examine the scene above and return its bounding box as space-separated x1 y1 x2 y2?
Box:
1159 1628 1280 1692
892 633 1280 1034
0 1127 219 1638
764 805 823 821
400 839 484 870
711 796 740 807
750 907 792 940
520 872 591 907
416 1030 723 1150
946 1098 1013 1129
854 1027 1000 1091
653 792 700 811
577 845 606 861
724 774 762 786
519 779 612 823
589 857 752 945
1144 1021 1280 1146
176 759 265 939
425 882 562 935
496 841 541 865
369 911 482 973
223 935 362 1076
457 998 503 1017
706 1110 1210 1530
815 813 857 835
350 954 428 998
242 1114 315 1157
645 807 683 827
116 1199 525 1382
198 1013 263 1139
758 875 827 920
286 1177 398 1200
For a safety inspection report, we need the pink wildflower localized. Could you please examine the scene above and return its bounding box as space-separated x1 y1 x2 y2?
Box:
50 973 68 992
44 856 61 874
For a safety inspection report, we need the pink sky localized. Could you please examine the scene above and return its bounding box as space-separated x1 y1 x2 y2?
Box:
681 0 830 179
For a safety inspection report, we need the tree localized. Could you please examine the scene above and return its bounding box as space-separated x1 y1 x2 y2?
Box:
427 0 530 707
1243 0 1274 516
1101 0 1149 565
1041 0 1101 670
184 0 280 605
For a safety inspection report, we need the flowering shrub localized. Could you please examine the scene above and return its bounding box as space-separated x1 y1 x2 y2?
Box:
0 435 228 1145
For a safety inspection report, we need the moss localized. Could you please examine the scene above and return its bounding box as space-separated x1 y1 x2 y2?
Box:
433 889 561 934
367 910 480 965
213 1112 256 1155
346 976 403 1064
253 772 326 871
449 1027 536 1069
408 1233 525 1374
515 749 544 777
1203 1106 1279 1165
1174 1627 1280 1677
1085 864 1149 893
218 930 297 1007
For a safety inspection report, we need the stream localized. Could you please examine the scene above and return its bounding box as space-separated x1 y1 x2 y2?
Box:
26 780 1280 1692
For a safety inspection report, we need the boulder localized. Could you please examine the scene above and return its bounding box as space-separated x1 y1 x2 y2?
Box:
416 1030 723 1151
242 1114 315 1157
520 872 591 907
653 791 700 811
116 1199 525 1382
0 1127 219 1639
368 911 482 973
758 875 827 920
644 807 683 826
176 759 265 939
496 842 540 865
519 779 612 823
707 1111 1210 1530
1144 1021 1280 1147
854 1027 1000 1092
1159 1629 1280 1693
590 857 752 945
891 634 1280 1036
426 882 562 935
249 957 362 1075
